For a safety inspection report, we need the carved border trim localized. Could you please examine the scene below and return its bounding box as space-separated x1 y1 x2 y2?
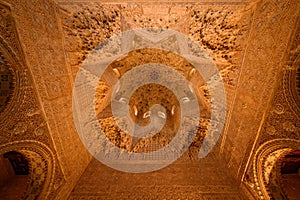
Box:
252 139 300 199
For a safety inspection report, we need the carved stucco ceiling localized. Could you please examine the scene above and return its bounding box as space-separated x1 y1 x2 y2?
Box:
94 48 209 153
59 1 251 157
0 0 296 199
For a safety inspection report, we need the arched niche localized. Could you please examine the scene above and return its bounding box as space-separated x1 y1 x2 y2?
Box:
0 151 29 199
253 139 300 200
0 141 55 199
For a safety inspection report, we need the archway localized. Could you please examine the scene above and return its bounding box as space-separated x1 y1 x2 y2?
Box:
0 151 29 199
253 139 300 200
278 150 300 199
0 141 55 199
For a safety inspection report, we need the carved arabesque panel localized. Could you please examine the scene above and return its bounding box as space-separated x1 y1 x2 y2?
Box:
0 2 65 199
241 3 300 199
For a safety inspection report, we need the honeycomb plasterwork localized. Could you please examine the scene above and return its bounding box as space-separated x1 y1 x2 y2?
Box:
57 3 300 197
0 0 298 199
59 3 122 77
60 2 251 87
189 5 251 87
59 1 252 161
93 48 211 155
